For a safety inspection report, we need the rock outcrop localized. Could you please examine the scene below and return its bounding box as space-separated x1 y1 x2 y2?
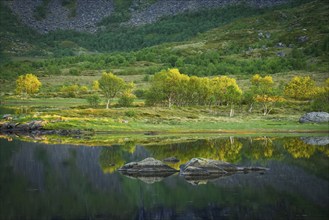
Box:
1 120 45 131
299 112 329 123
119 157 268 184
5 0 290 33
0 120 81 136
5 0 114 33
128 0 289 26
180 158 268 185
118 157 179 178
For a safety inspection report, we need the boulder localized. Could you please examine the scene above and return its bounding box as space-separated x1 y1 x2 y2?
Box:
2 114 13 120
299 112 329 123
118 157 179 176
300 136 329 146
180 158 268 183
297 35 309 43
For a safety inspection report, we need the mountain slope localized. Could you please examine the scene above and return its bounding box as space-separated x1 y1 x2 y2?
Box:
5 0 291 33
0 0 327 84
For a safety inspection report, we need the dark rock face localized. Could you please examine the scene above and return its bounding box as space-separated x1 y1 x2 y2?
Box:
299 112 329 123
5 0 114 33
5 0 290 33
129 0 289 26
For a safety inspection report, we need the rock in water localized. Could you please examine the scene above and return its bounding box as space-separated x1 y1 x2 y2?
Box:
299 112 329 123
118 157 178 177
180 158 268 184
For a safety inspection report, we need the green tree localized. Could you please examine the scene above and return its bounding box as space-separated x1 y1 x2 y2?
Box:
147 68 189 108
187 76 212 106
98 72 128 109
311 78 329 112
118 84 136 107
16 73 42 97
86 94 101 108
225 85 243 117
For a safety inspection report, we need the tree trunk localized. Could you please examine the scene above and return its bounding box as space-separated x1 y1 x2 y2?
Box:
263 104 267 116
248 103 253 113
106 99 110 109
230 136 234 145
229 107 234 117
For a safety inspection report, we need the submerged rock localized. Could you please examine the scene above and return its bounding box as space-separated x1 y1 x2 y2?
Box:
118 157 178 176
180 158 268 184
299 112 329 123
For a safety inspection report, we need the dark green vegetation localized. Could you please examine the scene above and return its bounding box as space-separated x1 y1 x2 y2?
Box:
1 0 328 85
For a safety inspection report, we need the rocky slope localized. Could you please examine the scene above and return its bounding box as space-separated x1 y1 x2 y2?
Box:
5 0 290 33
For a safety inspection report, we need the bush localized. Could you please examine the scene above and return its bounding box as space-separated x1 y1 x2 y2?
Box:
310 90 329 112
69 68 80 75
125 110 136 117
86 94 101 107
60 84 79 97
118 92 136 107
134 89 146 99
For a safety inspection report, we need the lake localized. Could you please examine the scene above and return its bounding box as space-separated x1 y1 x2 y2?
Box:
0 135 328 219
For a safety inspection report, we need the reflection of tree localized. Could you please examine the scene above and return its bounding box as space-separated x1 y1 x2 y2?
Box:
217 137 242 162
283 138 316 159
318 146 329 157
145 137 243 169
249 137 274 160
99 141 136 173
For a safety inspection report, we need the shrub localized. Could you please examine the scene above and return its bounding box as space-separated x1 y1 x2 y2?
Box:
118 92 136 107
86 94 101 107
125 110 136 117
134 89 146 99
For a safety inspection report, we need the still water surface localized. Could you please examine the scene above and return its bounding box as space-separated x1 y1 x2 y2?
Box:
0 135 328 219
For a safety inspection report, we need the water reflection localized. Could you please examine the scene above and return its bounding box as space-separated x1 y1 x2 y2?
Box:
0 136 328 219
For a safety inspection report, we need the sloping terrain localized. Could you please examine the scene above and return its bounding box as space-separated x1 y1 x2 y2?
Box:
0 0 328 94
5 0 290 33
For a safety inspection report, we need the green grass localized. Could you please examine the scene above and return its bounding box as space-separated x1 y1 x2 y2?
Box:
1 99 327 133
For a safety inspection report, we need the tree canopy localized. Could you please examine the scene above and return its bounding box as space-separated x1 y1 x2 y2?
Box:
15 73 42 97
98 72 132 109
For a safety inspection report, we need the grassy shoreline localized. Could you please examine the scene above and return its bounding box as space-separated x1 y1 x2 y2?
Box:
1 100 328 134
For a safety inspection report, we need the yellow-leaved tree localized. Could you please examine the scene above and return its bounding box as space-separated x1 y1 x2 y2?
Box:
284 76 320 100
250 74 284 115
16 73 42 97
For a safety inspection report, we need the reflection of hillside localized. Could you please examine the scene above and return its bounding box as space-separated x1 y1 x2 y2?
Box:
11 142 121 192
1 138 328 219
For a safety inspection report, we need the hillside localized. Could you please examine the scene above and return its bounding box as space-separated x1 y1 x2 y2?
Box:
5 0 290 33
0 0 328 94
